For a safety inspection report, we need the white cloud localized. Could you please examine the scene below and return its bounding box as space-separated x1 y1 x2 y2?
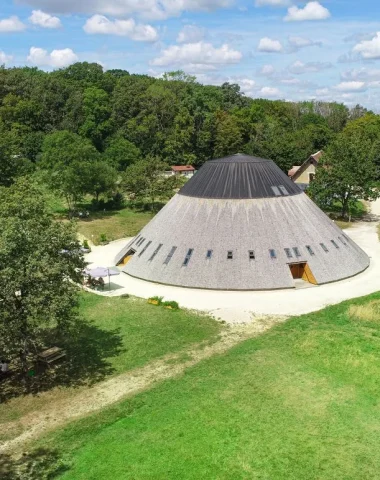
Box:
238 78 256 96
260 64 275 76
151 41 242 67
27 47 78 68
288 60 331 74
288 36 321 50
0 16 26 33
0 50 13 64
316 88 329 97
18 0 234 21
255 0 290 6
353 32 380 59
341 67 380 83
184 63 218 72
259 86 281 97
334 81 367 92
29 10 62 28
257 37 283 53
177 25 204 43
83 14 158 41
280 78 301 85
284 2 330 22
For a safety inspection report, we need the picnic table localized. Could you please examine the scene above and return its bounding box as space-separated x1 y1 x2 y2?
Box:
37 347 66 365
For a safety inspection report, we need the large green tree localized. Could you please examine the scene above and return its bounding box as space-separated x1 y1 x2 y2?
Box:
104 136 141 171
123 157 176 210
0 180 84 383
40 130 100 210
309 133 380 218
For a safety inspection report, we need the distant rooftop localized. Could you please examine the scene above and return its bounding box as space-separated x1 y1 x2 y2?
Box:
171 165 195 171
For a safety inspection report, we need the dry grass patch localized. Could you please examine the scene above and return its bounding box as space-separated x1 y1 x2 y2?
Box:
348 300 380 322
77 208 153 244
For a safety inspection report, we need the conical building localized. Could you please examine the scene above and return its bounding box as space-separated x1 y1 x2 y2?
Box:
115 154 369 290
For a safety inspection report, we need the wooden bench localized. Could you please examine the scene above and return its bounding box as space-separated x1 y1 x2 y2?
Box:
37 347 66 365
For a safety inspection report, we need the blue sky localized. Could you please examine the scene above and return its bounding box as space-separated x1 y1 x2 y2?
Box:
2 0 380 109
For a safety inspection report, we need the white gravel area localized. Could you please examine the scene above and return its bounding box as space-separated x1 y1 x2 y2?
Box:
84 217 380 324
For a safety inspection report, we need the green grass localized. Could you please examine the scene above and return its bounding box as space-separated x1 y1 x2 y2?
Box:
39 185 154 245
0 293 222 436
33 292 380 479
76 207 154 244
77 293 221 374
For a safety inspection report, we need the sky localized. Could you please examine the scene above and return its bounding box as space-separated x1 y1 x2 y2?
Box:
2 0 380 109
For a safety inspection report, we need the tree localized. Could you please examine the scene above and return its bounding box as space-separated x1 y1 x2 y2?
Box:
123 157 175 210
0 180 84 385
214 111 243 158
87 160 117 204
40 130 100 210
79 86 112 149
309 133 380 219
103 136 141 171
0 128 34 186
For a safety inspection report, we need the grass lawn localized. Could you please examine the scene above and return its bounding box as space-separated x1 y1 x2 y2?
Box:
0 293 222 439
76 207 154 245
41 186 154 245
33 292 380 479
327 200 367 231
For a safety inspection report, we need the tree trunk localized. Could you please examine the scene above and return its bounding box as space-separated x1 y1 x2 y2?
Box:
341 196 349 219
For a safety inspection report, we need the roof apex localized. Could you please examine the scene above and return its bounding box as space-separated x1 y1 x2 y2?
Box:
209 153 272 164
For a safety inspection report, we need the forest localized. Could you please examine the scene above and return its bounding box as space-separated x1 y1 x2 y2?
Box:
0 62 379 216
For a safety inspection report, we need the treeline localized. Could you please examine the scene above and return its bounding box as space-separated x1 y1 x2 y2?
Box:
0 62 378 212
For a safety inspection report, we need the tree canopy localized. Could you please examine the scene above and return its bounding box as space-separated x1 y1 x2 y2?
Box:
0 180 85 384
0 62 377 213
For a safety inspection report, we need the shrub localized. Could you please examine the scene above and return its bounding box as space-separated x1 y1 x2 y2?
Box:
148 296 163 306
99 233 108 243
162 300 179 310
83 239 90 250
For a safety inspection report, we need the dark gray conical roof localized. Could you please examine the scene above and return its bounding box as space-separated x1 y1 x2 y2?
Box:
179 153 301 199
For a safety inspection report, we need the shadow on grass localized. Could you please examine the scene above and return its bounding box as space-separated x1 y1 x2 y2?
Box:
1 448 70 479
0 320 124 403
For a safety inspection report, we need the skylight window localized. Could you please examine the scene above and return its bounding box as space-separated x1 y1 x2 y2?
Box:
249 250 255 260
206 250 213 259
306 245 315 256
269 249 277 259
183 248 194 266
138 240 151 257
271 186 281 196
331 240 339 249
227 251 233 260
293 247 301 257
278 185 289 195
284 248 293 258
149 243 163 261
164 246 177 265
338 236 347 246
320 243 329 252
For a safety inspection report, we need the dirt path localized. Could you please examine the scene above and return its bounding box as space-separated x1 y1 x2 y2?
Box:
0 315 285 455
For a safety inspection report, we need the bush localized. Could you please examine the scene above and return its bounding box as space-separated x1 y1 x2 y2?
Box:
162 300 179 310
83 239 90 250
148 296 163 306
99 233 108 243
110 192 125 209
